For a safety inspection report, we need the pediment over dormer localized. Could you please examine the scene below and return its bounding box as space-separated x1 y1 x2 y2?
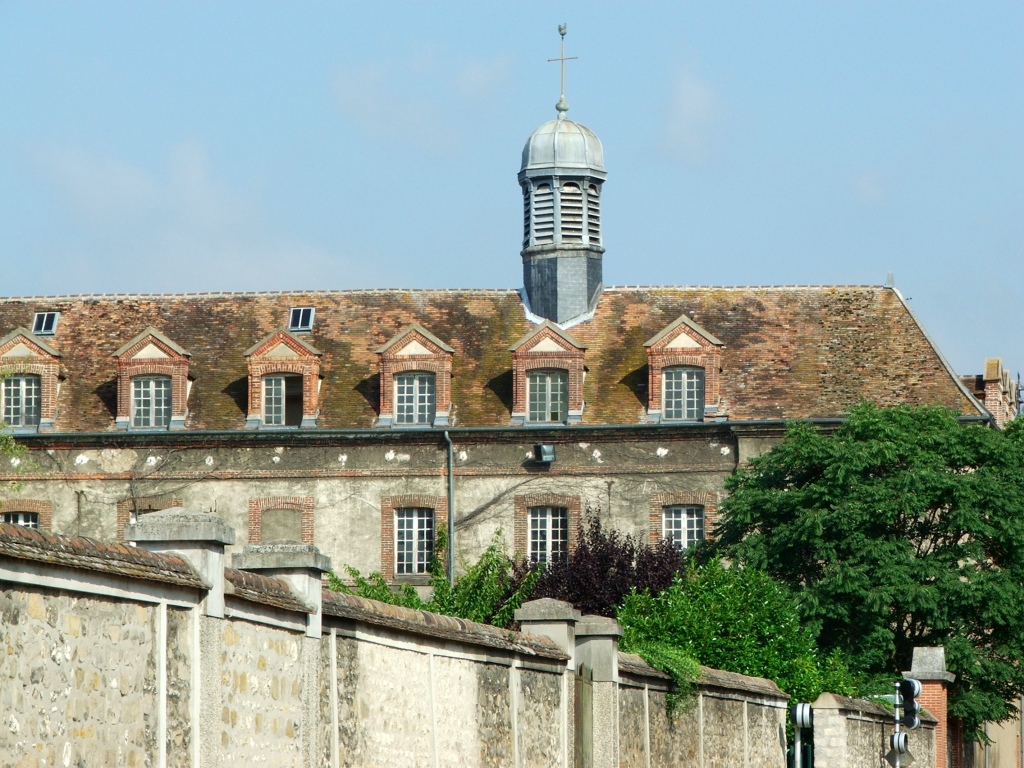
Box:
113 327 190 361
244 330 322 359
509 320 585 355
376 323 454 358
644 314 723 352
0 328 62 360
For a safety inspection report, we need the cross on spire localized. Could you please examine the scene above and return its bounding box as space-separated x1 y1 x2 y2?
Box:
547 23 577 119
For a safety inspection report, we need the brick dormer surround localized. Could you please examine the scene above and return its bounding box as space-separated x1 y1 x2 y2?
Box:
644 313 725 423
244 330 323 428
375 323 454 428
0 328 62 433
113 327 191 431
509 320 586 425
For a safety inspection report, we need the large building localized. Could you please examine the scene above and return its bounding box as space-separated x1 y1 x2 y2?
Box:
0 95 1006 581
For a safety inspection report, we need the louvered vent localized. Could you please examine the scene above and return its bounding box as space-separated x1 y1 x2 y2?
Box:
533 183 554 245
586 184 601 244
560 183 584 242
523 186 531 247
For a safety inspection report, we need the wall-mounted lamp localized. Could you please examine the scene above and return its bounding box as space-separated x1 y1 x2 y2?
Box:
533 444 556 463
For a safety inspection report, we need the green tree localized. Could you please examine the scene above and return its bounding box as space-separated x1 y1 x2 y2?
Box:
710 403 1024 734
618 560 858 708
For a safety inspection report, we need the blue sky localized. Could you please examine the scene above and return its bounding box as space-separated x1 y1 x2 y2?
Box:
1 2 1021 381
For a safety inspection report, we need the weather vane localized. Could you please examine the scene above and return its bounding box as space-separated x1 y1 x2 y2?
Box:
547 23 577 119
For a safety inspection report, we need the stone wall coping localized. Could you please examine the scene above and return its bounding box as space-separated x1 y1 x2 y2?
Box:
125 507 235 545
618 652 672 681
514 597 581 623
323 591 569 661
224 567 313 614
231 543 331 573
0 521 207 590
577 614 624 638
699 666 790 700
812 692 937 724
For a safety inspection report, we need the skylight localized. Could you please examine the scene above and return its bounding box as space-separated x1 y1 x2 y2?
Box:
288 307 315 332
32 312 59 336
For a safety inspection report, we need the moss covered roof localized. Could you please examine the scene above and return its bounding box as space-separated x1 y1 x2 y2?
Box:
0 285 981 432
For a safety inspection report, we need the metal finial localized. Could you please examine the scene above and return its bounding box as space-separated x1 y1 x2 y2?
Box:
548 22 577 119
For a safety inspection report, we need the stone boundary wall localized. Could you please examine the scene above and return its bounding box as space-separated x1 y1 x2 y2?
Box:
0 512 795 767
813 691 937 768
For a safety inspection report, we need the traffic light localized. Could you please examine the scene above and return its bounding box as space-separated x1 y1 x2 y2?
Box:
898 678 922 730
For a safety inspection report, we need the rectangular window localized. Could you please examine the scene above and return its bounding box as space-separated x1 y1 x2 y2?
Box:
663 367 705 421
32 312 59 336
2 511 39 529
263 374 303 426
529 506 569 563
527 370 569 423
2 375 41 428
395 507 434 575
663 505 705 552
395 372 436 425
288 307 315 332
132 376 172 428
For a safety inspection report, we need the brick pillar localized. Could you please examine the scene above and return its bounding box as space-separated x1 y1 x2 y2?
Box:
908 647 956 768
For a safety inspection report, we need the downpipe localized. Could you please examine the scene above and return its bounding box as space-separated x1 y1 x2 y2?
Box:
443 431 455 589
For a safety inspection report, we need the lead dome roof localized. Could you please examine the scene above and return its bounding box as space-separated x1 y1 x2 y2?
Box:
519 117 606 180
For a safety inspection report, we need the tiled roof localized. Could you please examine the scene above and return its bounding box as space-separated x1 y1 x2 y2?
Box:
0 522 206 589
0 286 981 431
321 590 568 660
224 567 313 614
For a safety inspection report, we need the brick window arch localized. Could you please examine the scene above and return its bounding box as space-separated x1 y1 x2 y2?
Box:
0 499 53 531
648 491 718 546
513 493 581 559
248 497 315 544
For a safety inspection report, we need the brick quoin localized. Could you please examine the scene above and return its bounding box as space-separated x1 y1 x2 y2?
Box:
379 494 448 581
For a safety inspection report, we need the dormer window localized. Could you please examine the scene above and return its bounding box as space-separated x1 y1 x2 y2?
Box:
376 324 453 428
645 314 724 424
2 375 41 428
663 367 705 422
395 372 436 425
244 330 322 429
0 328 62 433
288 307 315 332
510 321 586 426
113 327 191 431
131 376 172 429
528 370 568 424
32 312 59 336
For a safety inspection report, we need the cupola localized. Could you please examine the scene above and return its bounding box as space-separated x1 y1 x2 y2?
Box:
519 26 606 325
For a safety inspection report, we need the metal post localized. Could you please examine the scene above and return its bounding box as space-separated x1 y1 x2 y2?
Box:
443 431 455 588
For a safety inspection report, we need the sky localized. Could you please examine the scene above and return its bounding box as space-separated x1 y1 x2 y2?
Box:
0 2 1021 382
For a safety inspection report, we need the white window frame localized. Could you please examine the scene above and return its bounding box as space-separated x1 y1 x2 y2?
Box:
663 366 705 422
2 511 39 529
395 372 436 425
262 374 304 427
32 312 59 336
131 375 172 429
288 307 315 332
527 370 569 424
395 507 434 575
2 374 42 428
663 505 705 552
529 505 569 564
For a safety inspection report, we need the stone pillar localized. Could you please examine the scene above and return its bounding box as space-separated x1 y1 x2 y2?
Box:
125 507 234 618
231 542 331 638
908 647 956 768
576 615 624 768
515 598 581 667
809 692 849 765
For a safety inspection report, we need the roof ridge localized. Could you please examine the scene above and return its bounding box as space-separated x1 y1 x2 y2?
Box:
0 288 522 301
